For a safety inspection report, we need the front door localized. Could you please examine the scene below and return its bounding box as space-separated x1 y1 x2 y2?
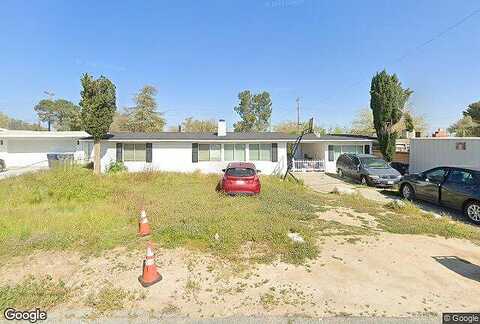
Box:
416 167 448 203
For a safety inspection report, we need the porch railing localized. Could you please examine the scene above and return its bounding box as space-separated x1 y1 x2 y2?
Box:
292 159 325 172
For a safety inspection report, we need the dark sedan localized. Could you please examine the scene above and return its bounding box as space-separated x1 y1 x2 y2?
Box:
399 166 480 224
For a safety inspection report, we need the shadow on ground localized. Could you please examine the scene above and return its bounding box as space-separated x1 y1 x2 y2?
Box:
432 256 480 283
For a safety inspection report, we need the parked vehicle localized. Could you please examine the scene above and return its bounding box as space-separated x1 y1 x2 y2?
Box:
399 166 480 224
220 162 261 195
390 162 409 175
336 154 402 187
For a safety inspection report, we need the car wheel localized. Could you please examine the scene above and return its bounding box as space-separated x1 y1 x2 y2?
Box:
338 169 344 178
360 176 369 186
464 200 480 225
400 183 415 201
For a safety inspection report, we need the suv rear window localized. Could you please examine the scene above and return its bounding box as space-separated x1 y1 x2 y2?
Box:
226 168 255 177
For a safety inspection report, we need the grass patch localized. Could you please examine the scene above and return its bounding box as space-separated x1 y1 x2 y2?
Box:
85 284 143 315
379 200 480 241
327 192 480 243
0 275 71 310
0 167 329 264
4 167 478 265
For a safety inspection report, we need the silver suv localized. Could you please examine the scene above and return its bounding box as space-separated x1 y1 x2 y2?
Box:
336 154 402 187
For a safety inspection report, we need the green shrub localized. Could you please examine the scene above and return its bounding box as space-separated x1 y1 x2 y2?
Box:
106 161 127 174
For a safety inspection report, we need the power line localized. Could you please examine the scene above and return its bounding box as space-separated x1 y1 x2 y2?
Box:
313 6 480 108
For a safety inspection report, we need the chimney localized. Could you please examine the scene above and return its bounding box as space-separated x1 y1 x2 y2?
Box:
217 119 226 136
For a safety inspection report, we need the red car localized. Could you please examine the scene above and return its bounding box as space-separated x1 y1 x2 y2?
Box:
220 162 261 195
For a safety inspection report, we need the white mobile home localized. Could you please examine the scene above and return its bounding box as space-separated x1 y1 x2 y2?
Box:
0 129 88 169
409 137 480 174
79 121 373 175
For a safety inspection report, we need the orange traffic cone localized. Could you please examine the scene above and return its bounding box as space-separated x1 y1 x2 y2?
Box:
138 242 162 287
138 208 151 237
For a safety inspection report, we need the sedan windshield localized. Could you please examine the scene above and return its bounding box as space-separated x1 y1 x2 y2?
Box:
359 157 389 169
226 168 255 177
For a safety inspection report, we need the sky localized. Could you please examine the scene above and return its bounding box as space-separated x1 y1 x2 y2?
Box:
0 0 479 132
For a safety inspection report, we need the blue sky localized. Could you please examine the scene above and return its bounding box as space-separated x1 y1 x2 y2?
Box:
0 0 479 132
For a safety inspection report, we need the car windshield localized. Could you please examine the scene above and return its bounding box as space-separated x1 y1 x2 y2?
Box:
226 167 255 177
359 157 389 169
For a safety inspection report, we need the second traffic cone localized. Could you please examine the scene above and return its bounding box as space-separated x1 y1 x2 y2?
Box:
138 242 162 287
138 208 151 237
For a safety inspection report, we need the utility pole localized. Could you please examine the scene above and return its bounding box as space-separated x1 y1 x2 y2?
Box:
296 97 300 133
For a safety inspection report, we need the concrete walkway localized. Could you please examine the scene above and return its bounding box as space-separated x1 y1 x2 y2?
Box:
295 172 395 203
0 165 47 180
295 172 464 220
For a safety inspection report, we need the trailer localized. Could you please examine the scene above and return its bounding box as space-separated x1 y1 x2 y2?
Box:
409 137 480 174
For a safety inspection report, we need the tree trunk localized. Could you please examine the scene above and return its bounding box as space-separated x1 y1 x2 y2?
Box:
94 140 101 175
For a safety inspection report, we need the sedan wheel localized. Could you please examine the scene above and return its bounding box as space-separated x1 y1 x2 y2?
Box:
465 201 480 224
401 184 414 200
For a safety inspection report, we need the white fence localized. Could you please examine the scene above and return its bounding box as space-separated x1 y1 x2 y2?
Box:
292 159 325 172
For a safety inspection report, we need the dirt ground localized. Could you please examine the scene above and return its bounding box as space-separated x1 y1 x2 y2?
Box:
2 228 480 320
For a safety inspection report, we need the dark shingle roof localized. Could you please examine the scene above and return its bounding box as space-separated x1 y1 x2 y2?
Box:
82 132 373 142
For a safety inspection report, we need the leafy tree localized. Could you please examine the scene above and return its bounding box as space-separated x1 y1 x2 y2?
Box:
80 73 117 175
350 108 376 136
370 70 412 161
463 101 480 123
110 111 129 132
274 120 327 135
0 112 45 130
448 116 479 137
34 99 57 131
274 121 301 134
126 85 165 132
403 112 415 132
234 90 272 132
54 99 82 131
34 99 82 131
350 107 426 137
180 117 217 132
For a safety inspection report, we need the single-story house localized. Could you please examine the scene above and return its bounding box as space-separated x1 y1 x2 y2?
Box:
79 120 374 175
0 128 88 169
409 137 480 174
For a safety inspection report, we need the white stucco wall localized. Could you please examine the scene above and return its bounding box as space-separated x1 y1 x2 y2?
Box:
3 138 82 168
298 141 372 173
94 141 289 176
409 138 480 174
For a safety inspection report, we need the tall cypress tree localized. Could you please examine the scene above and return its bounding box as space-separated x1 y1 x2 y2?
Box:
370 70 412 161
80 73 117 174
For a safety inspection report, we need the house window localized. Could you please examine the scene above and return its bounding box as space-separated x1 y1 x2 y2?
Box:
199 144 221 161
83 142 93 160
224 144 246 161
249 144 272 161
328 144 366 162
124 143 146 161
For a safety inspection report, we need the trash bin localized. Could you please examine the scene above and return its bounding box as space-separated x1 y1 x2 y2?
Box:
47 153 74 169
47 154 59 169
